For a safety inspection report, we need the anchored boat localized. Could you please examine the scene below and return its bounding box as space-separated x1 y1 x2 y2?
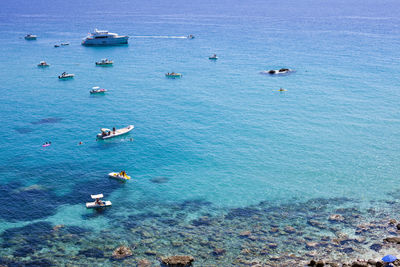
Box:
165 72 182 78
209 54 218 60
38 61 49 67
96 59 113 66
86 194 112 209
109 171 131 181
97 125 134 140
58 72 74 79
25 34 37 40
82 29 128 46
90 86 107 94
261 68 293 75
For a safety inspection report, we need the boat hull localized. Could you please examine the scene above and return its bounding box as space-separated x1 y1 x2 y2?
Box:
108 172 131 181
82 36 129 46
165 74 182 78
86 201 112 208
58 75 74 79
97 125 134 140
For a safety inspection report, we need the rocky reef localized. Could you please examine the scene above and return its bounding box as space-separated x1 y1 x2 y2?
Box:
1 196 400 266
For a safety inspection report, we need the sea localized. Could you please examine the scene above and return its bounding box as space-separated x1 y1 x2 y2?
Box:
0 0 400 265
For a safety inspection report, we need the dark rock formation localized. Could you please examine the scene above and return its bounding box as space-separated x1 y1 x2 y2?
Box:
212 248 226 256
112 246 132 259
383 237 400 244
329 214 345 222
137 258 151 267
160 255 194 267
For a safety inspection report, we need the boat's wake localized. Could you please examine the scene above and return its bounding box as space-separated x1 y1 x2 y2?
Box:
132 35 188 39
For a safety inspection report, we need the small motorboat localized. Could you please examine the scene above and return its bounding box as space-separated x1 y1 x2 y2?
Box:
96 59 113 66
25 34 37 40
58 72 74 79
165 72 182 78
97 125 134 140
61 42 70 46
187 35 195 39
37 61 49 67
90 86 107 94
109 171 131 181
54 44 60 48
209 54 218 60
86 194 112 209
262 68 293 75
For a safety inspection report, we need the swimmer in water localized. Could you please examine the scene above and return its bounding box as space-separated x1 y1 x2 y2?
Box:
79 141 83 145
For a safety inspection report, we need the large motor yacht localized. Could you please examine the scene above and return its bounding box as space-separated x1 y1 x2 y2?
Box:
82 29 129 46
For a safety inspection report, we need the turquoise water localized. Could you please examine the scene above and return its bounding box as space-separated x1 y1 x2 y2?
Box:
1 0 400 265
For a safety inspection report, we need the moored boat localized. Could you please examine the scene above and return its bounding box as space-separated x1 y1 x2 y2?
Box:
209 54 218 60
25 34 37 40
86 194 112 209
109 171 131 181
90 86 107 94
95 59 113 65
38 61 49 67
262 68 293 75
165 72 182 78
58 72 74 79
82 29 128 46
97 125 134 140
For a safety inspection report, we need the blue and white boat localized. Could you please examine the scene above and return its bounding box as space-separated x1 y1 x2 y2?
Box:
82 29 129 46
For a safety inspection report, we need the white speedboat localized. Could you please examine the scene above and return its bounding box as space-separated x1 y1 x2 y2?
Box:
86 194 112 209
109 171 131 181
97 125 134 140
82 29 129 46
25 34 37 40
90 86 107 94
61 42 70 46
38 61 49 67
209 54 218 60
58 72 74 79
262 68 293 75
96 59 113 65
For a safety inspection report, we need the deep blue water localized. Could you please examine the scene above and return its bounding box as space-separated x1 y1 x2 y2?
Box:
1 0 400 264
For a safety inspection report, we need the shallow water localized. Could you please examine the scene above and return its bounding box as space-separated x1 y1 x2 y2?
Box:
1 0 400 265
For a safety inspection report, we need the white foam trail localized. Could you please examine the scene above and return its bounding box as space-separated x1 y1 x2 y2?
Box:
132 36 187 39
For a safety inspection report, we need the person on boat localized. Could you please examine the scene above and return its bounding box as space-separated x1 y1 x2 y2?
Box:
113 127 116 133
95 198 102 205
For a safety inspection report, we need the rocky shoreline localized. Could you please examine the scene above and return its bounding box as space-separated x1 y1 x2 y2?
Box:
1 196 400 266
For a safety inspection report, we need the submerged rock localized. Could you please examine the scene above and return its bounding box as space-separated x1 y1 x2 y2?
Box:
212 248 226 256
329 214 345 222
112 246 132 259
369 243 382 252
79 248 104 258
160 255 194 267
239 231 252 237
137 258 151 267
383 237 400 244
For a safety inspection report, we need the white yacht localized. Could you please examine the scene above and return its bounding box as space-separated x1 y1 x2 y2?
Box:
82 29 129 46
